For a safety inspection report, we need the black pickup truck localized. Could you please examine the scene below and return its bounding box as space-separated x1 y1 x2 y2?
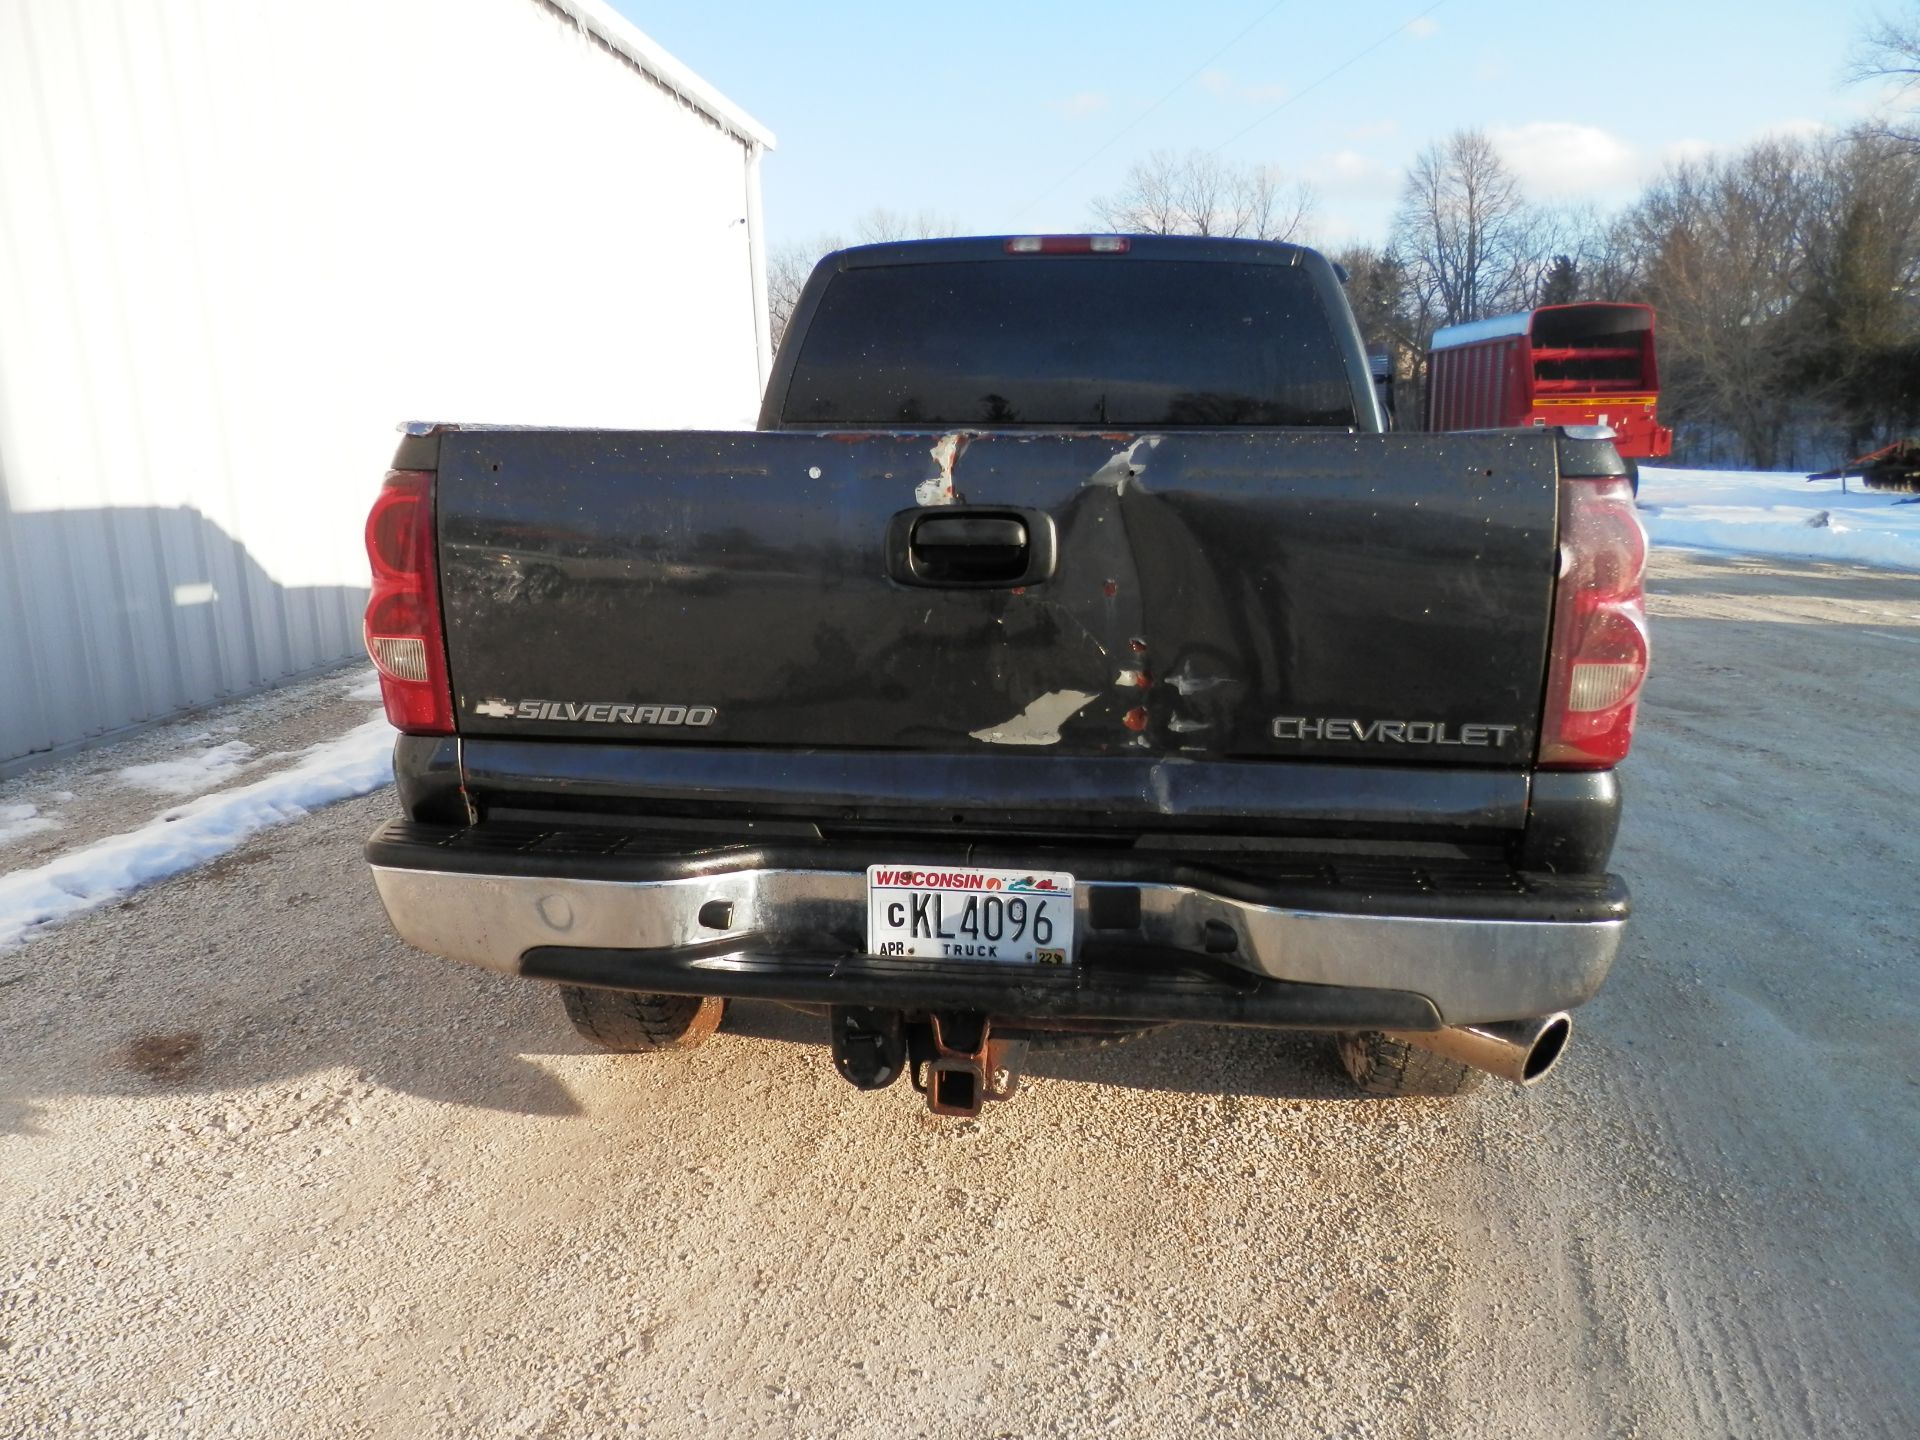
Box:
362 235 1648 1117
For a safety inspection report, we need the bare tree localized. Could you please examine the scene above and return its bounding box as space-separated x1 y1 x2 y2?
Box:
1329 243 1425 424
1790 129 1920 450
1091 149 1314 241
767 210 961 351
1622 140 1819 468
1389 130 1543 333
1849 6 1920 147
1554 203 1646 301
1329 245 1408 350
766 233 844 353
853 207 961 244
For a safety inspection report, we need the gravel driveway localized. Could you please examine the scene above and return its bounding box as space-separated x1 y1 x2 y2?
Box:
2 549 1915 1438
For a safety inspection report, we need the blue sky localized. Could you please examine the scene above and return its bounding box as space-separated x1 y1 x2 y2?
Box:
612 0 1905 249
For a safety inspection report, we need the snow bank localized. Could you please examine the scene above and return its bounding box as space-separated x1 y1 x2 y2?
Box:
1638 467 1920 572
0 716 394 953
118 740 256 796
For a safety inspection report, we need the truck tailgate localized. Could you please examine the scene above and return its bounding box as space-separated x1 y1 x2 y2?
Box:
434 428 1558 767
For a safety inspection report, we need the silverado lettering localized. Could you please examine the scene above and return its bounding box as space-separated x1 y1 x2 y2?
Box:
473 700 717 726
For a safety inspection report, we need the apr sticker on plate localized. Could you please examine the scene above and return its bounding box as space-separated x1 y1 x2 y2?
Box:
866 865 1074 965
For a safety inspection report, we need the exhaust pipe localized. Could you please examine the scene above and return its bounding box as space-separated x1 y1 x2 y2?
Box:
1396 1012 1573 1086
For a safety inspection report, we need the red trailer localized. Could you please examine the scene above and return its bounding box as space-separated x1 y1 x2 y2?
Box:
1425 302 1673 485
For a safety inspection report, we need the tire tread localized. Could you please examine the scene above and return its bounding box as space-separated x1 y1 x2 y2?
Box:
1334 1030 1483 1097
559 986 725 1053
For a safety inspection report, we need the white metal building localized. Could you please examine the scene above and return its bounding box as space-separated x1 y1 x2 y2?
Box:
0 0 773 770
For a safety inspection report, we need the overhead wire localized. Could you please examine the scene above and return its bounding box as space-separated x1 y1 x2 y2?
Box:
1012 0 1293 221
1208 0 1452 156
1018 0 1458 227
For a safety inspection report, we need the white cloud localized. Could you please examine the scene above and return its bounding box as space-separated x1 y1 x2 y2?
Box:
1489 121 1641 196
1487 116 1833 202
1047 91 1110 120
1298 149 1401 220
1323 149 1391 183
1407 16 1440 38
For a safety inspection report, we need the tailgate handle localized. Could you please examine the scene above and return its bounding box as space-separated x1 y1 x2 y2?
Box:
915 515 1026 548
888 507 1057 588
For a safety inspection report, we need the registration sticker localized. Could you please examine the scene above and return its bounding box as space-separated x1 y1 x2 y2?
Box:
866 865 1075 966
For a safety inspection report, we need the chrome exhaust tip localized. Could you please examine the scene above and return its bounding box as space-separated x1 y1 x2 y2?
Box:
1396 1012 1573 1086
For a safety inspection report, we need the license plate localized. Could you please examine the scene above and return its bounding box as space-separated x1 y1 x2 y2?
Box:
866 865 1075 965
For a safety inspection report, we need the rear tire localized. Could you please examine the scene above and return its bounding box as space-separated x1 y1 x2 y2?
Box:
1334 1030 1483 1097
559 986 726 1053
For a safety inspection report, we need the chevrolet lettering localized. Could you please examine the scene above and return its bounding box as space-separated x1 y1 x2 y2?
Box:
1271 717 1521 747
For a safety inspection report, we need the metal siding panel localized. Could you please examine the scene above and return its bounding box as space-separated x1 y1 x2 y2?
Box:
51 513 120 739
0 500 53 760
0 0 764 766
329 584 361 661
285 585 324 678
157 506 220 706
207 530 260 698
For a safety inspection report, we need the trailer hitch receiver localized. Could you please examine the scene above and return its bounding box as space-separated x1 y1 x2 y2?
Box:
910 1013 1029 1119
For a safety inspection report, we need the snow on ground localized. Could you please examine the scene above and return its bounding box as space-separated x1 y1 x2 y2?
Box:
0 804 58 846
1638 466 1920 572
0 716 394 953
117 739 256 796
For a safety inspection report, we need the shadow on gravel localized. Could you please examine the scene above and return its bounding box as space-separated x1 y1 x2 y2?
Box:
186 961 595 1123
3 986 1359 1141
718 1002 1370 1103
0 873 596 1138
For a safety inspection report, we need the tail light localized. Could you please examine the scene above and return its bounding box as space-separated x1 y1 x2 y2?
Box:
364 468 453 735
1540 475 1649 769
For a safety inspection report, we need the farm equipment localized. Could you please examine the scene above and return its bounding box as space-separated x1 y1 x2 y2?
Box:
1426 303 1673 491
1808 440 1920 495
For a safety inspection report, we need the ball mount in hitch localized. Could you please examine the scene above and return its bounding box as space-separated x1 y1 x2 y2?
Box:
829 1007 1030 1119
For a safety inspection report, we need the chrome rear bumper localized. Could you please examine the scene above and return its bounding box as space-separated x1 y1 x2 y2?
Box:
368 857 1622 1027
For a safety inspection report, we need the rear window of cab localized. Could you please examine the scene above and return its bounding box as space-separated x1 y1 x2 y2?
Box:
780 259 1358 429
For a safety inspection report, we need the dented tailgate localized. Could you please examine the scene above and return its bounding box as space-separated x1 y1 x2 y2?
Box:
434 427 1560 768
